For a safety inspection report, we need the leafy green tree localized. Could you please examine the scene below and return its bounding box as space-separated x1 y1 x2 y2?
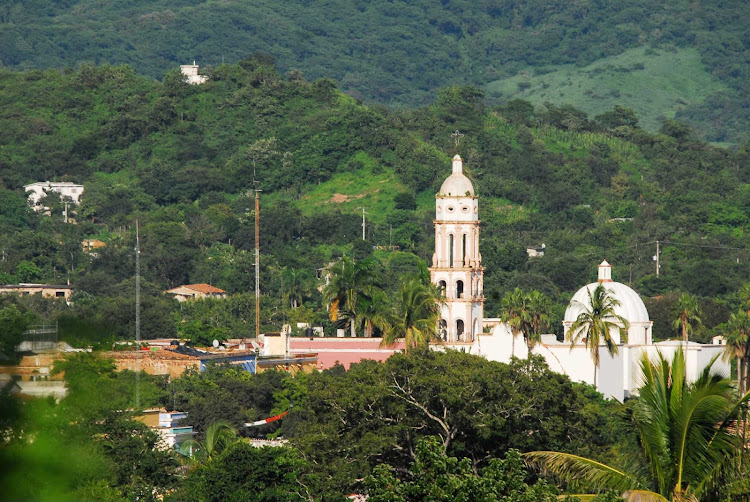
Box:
671 293 702 349
595 105 639 129
284 351 620 496
526 348 750 501
179 319 230 347
174 442 308 502
171 366 288 438
366 437 559 502
566 284 629 387
0 304 33 357
380 277 442 351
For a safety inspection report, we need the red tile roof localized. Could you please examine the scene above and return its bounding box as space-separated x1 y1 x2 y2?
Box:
183 284 226 294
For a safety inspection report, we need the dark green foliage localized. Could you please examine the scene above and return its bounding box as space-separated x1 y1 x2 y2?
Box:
3 1 750 140
0 304 34 357
0 352 177 501
170 366 289 439
365 438 559 502
174 443 307 502
283 351 620 495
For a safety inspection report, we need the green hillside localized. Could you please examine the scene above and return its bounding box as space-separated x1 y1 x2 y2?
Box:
484 47 727 134
1 61 750 344
1 1 749 142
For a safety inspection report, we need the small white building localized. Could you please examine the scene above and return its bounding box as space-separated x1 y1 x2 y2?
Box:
137 409 195 451
526 244 545 258
24 181 84 213
180 62 208 85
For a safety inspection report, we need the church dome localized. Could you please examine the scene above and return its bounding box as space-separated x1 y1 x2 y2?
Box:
563 261 652 345
439 155 474 196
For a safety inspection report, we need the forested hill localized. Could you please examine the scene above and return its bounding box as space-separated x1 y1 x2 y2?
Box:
1 1 749 143
1 60 750 343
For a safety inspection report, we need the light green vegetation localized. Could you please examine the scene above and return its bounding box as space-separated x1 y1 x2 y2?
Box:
292 154 406 224
484 48 727 133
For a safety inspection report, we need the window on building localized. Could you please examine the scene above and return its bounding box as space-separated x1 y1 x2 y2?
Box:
438 280 447 297
462 234 467 265
456 280 464 299
56 291 66 298
456 320 464 341
439 319 447 341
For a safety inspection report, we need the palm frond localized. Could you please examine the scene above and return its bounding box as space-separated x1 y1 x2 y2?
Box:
524 451 645 494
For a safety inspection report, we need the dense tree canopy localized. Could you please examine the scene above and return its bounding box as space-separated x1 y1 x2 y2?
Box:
2 1 750 141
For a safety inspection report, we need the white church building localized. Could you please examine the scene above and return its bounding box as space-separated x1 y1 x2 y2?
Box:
430 155 729 402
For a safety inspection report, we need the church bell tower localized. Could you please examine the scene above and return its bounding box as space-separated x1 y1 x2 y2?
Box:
429 154 483 342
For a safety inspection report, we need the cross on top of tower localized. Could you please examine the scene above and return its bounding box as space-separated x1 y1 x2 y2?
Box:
451 130 464 154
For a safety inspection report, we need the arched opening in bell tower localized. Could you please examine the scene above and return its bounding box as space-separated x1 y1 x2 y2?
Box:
456 280 464 299
456 320 465 341
439 319 447 341
449 234 454 268
438 280 447 297
462 234 467 266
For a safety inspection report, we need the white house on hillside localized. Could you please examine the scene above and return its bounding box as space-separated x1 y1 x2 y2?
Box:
25 181 84 214
180 62 208 85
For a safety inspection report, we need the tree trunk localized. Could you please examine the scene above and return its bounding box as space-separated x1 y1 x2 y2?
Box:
737 357 745 396
682 316 687 346
594 363 598 388
350 318 356 337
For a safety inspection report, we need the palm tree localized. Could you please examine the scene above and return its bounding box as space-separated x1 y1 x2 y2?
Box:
500 288 527 357
524 290 551 354
322 256 379 337
380 278 443 352
359 288 389 338
566 283 629 387
724 311 750 395
672 293 702 350
526 348 750 501
282 267 313 309
180 420 237 463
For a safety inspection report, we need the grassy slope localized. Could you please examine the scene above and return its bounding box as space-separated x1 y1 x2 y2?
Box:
484 47 726 132
290 155 406 224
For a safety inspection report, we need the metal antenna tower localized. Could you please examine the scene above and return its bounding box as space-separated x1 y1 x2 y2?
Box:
135 219 141 409
253 162 262 339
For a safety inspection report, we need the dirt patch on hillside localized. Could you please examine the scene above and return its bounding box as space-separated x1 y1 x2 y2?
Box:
328 192 375 203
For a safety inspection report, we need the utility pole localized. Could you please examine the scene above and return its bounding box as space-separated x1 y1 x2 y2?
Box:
254 186 261 338
358 207 367 240
135 220 141 409
655 240 660 276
